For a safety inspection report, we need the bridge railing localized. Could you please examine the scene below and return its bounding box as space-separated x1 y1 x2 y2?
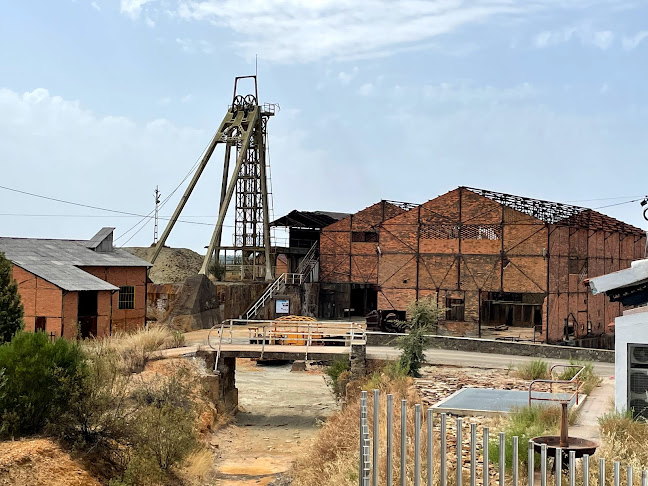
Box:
209 319 366 361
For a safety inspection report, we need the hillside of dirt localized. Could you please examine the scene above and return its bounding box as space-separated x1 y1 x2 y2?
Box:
0 438 102 486
125 246 204 284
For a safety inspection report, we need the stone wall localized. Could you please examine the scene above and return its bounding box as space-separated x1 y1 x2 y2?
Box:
366 332 614 362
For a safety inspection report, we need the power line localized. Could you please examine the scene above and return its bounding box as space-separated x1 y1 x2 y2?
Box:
567 195 644 202
592 198 646 210
0 184 149 217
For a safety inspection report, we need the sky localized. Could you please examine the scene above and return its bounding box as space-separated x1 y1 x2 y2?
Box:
0 0 647 253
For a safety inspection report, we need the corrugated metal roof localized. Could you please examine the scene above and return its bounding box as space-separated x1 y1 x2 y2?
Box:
85 227 115 249
0 237 151 268
13 262 118 291
0 231 151 292
270 210 351 228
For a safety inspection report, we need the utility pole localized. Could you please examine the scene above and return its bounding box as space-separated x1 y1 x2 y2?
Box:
153 186 161 245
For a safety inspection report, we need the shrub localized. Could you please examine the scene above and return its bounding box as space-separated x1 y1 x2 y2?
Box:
325 358 351 397
48 348 134 453
558 358 601 395
208 259 226 281
0 331 87 437
0 252 24 343
398 298 444 377
490 404 579 470
514 359 549 380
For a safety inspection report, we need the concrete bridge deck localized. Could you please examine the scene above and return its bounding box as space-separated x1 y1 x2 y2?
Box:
155 343 358 362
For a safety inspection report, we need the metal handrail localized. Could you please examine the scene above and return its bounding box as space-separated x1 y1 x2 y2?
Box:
207 321 226 372
528 364 585 406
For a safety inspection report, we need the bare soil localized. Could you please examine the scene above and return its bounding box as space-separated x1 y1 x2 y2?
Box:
208 359 337 485
125 246 204 284
0 438 102 486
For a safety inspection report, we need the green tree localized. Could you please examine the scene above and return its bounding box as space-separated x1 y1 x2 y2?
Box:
0 252 23 343
398 297 445 377
0 332 87 437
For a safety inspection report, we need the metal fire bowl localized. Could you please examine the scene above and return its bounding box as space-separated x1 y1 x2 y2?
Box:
532 436 598 457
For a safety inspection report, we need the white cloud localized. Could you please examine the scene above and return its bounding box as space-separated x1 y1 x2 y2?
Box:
175 38 213 54
534 25 615 50
337 67 358 85
599 83 609 94
145 17 156 28
0 87 212 248
91 1 101 12
120 0 155 19
622 30 648 50
181 94 193 103
358 83 375 96
124 0 628 63
421 82 536 104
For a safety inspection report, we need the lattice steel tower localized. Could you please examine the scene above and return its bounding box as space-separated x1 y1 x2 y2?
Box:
150 75 275 281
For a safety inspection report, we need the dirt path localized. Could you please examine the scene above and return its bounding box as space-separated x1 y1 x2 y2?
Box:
210 359 337 485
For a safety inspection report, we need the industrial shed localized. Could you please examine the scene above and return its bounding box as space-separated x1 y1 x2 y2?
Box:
0 228 151 338
374 187 646 344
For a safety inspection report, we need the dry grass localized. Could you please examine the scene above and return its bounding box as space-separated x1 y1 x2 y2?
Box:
83 325 179 373
598 410 648 472
292 369 433 486
178 448 214 484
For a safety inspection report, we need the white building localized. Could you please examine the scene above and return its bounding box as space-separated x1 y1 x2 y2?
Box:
589 259 648 418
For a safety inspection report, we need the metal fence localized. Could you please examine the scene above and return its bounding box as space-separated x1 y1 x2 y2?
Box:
358 390 647 486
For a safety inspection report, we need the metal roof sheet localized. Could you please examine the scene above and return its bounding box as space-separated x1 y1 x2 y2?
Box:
0 237 151 268
13 262 118 291
0 231 151 291
270 210 351 228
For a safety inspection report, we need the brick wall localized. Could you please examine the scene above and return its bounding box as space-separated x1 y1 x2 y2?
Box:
377 187 645 343
320 201 405 285
543 225 646 343
81 266 147 332
11 265 63 337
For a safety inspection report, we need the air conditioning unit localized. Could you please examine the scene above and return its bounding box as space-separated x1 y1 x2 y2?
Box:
631 345 648 365
628 345 648 419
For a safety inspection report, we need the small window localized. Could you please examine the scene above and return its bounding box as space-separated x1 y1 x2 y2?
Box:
445 297 465 321
35 316 46 332
118 286 135 310
364 231 379 242
352 231 379 242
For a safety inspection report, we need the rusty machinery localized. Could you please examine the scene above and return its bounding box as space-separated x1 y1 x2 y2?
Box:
151 76 276 281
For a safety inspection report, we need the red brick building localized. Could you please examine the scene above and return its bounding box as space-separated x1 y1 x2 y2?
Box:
0 228 151 339
318 200 415 318
318 188 646 344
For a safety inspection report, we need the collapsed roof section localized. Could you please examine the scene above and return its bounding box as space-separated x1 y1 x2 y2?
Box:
465 187 645 236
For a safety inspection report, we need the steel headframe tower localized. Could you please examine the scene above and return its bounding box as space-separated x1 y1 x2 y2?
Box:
150 75 275 281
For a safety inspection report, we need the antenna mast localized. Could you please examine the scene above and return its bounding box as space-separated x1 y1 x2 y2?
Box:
153 186 161 245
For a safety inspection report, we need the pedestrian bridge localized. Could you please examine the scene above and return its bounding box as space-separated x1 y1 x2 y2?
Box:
156 319 368 413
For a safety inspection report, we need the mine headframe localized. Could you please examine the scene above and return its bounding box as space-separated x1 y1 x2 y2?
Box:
151 75 276 281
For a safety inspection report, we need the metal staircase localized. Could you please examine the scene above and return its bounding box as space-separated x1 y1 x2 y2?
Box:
243 242 319 320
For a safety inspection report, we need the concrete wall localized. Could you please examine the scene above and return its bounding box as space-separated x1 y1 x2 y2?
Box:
614 307 648 411
81 266 147 332
366 332 614 362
